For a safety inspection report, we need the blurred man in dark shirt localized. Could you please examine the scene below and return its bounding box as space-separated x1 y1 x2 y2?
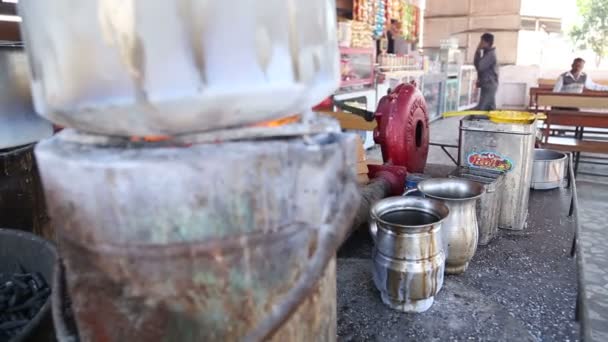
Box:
474 33 499 110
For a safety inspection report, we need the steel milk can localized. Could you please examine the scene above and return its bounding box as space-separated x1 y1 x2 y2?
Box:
411 178 485 274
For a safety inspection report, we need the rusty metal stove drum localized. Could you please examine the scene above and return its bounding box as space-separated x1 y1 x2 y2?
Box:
17 0 341 137
370 197 448 313
412 178 485 275
35 119 360 341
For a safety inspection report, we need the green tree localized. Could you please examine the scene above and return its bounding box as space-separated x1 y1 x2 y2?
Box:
570 0 608 67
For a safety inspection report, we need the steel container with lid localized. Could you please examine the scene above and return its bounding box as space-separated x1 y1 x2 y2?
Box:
18 0 340 136
449 167 505 246
459 117 536 231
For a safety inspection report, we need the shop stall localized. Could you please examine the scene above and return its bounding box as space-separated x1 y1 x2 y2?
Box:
459 65 480 110
335 0 427 148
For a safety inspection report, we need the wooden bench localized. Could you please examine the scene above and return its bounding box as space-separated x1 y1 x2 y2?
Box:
536 93 608 175
543 136 608 154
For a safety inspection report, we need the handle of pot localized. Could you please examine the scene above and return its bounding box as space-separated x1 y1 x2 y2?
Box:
244 174 360 341
369 219 378 243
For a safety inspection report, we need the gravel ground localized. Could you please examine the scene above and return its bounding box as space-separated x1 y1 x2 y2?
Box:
337 187 579 341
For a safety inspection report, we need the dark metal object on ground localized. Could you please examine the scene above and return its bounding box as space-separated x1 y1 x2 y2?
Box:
0 144 52 240
0 271 51 340
0 228 56 341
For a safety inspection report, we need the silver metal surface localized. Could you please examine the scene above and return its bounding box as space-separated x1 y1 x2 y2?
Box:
449 167 506 246
369 196 448 312
18 0 340 136
416 178 484 274
460 117 536 231
0 46 52 149
531 149 567 190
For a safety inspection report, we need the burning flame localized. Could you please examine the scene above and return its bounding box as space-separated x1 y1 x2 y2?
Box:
125 115 300 143
254 115 300 127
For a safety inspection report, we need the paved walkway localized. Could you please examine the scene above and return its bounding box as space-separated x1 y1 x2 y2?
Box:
576 180 608 342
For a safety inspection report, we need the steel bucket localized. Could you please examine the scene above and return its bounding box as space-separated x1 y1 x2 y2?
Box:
370 197 449 312
531 149 567 190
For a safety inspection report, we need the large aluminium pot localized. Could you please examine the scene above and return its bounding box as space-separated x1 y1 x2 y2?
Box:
370 197 448 313
18 0 340 136
531 149 567 190
411 178 484 275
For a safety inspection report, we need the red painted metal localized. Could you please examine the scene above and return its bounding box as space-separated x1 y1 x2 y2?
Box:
367 164 408 196
374 82 429 173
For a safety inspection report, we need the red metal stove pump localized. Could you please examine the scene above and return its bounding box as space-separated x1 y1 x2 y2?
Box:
374 82 430 173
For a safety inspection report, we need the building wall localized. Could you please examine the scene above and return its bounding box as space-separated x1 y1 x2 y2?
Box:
424 0 582 109
469 0 521 16
424 0 522 64
425 0 469 17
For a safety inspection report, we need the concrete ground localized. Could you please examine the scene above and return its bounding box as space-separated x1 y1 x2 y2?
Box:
575 180 608 341
337 117 581 341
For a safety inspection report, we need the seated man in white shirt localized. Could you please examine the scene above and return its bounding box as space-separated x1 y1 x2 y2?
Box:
553 58 608 93
552 58 608 137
